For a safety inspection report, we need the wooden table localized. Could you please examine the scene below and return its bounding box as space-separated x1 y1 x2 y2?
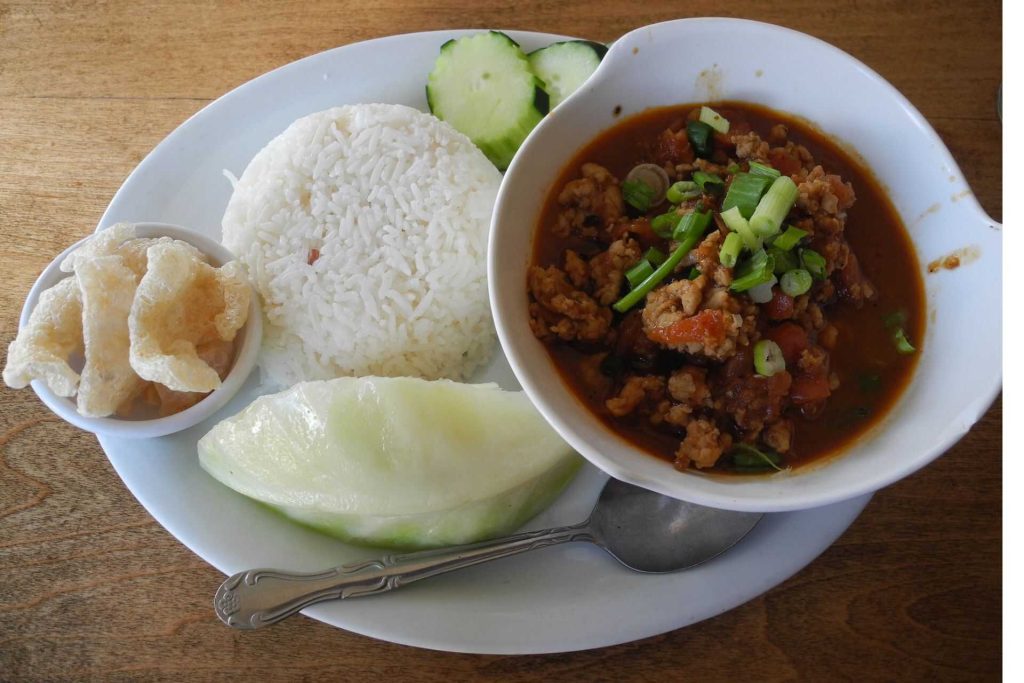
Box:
0 1 1001 679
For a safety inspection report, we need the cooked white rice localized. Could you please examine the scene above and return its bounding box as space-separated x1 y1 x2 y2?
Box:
222 104 501 387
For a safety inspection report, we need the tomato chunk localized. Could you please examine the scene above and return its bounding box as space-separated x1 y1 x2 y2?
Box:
764 323 808 366
647 309 730 346
790 374 832 404
768 148 802 176
764 290 794 320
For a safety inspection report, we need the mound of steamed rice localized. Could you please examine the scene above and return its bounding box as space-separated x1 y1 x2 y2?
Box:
222 104 501 387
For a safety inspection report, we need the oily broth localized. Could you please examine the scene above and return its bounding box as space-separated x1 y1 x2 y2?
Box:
531 102 925 470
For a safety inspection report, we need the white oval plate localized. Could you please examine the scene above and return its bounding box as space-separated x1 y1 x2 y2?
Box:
94 29 871 654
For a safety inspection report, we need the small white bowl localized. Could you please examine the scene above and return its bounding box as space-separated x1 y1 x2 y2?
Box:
18 222 261 438
489 18 1002 512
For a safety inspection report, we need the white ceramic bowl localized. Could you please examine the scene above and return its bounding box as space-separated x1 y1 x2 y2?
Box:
489 18 1002 512
17 222 262 438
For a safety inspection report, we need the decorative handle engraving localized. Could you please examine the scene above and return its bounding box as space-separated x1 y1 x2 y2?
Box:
215 520 595 629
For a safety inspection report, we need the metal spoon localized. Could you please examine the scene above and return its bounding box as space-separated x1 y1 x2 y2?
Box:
214 477 763 629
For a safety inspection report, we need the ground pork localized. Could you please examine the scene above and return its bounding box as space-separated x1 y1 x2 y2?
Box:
528 265 611 343
675 418 732 470
762 419 793 454
606 375 665 417
555 163 623 238
796 165 856 218
589 237 643 305
642 276 743 360
731 131 769 160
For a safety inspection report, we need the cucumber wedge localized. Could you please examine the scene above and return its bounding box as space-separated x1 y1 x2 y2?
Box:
427 31 549 170
528 40 607 109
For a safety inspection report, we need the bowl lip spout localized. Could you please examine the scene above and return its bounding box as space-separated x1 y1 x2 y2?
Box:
488 17 1002 512
17 221 262 438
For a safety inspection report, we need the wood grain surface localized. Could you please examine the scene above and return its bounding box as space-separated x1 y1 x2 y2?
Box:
0 1 1001 680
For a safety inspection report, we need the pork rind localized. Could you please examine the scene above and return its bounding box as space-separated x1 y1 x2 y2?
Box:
2 277 83 396
60 222 163 278
75 256 146 417
129 241 250 393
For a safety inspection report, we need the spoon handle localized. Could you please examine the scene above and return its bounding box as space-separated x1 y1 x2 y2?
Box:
215 520 595 629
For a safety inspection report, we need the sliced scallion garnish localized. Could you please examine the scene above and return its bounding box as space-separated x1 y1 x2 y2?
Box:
748 161 781 179
749 176 799 237
753 339 786 377
686 120 714 158
858 373 882 392
748 277 777 304
771 225 808 251
650 211 681 238
780 268 812 296
612 210 711 313
698 105 730 134
722 172 772 219
730 248 776 292
625 260 655 289
671 209 713 242
692 170 724 193
768 246 799 275
643 246 667 267
730 443 784 471
892 328 916 354
687 266 702 280
622 179 657 212
718 232 743 268
720 206 761 251
666 181 700 204
799 249 827 280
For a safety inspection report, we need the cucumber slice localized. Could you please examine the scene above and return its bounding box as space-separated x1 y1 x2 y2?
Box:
527 40 607 109
197 377 582 549
427 31 549 170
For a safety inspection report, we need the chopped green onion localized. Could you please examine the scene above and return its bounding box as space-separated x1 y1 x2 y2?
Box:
686 120 714 158
722 173 771 219
692 171 724 193
671 209 713 242
753 339 786 377
720 206 761 251
698 105 730 134
749 176 799 237
780 268 813 296
748 277 777 304
858 373 882 392
622 179 657 212
748 161 781 179
666 181 700 204
800 249 827 280
687 267 701 280
730 443 784 471
650 211 681 238
768 246 799 275
625 260 655 289
726 162 741 175
771 225 808 251
892 328 916 354
730 248 776 292
883 310 907 329
719 232 742 268
643 246 667 266
612 210 710 312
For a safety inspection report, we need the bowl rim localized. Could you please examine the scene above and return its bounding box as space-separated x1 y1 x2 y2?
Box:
488 17 1003 511
18 221 262 438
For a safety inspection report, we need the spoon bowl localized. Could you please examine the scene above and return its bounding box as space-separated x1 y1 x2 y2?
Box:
215 477 763 629
591 478 762 573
